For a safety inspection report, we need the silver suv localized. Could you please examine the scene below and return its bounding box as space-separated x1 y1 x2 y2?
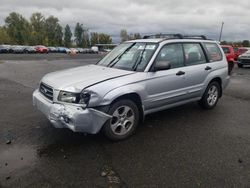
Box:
33 34 230 141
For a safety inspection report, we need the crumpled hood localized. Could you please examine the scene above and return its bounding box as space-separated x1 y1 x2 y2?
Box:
41 64 134 92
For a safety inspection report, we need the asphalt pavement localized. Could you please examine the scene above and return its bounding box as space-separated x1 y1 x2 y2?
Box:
0 54 250 187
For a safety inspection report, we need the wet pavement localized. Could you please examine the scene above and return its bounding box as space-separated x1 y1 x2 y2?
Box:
0 54 250 187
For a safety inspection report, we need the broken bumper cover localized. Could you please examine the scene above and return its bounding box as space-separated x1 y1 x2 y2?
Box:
32 89 111 134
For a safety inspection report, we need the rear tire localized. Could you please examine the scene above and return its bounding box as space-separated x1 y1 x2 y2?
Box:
102 99 139 141
199 81 220 110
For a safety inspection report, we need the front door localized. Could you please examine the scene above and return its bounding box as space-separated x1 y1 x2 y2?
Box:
144 43 189 111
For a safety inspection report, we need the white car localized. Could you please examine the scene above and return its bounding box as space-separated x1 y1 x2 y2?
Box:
238 50 250 68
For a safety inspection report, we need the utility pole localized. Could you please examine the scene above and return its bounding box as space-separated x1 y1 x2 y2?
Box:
219 22 224 42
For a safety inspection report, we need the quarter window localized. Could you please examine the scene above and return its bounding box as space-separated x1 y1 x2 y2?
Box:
155 43 184 69
183 43 207 65
204 43 223 62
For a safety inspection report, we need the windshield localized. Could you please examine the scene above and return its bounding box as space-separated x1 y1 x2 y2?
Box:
97 42 158 71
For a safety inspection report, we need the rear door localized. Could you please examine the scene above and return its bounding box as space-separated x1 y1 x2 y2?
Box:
181 42 220 98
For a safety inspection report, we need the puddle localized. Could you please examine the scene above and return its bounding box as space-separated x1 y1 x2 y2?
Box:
0 145 36 177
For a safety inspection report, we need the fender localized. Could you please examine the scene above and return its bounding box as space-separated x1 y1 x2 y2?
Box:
100 84 147 106
201 65 228 96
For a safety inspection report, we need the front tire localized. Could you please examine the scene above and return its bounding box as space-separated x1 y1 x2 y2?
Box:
199 81 220 110
238 63 243 68
102 99 139 141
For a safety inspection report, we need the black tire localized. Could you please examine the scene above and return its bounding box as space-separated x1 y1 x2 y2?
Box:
238 63 243 68
199 81 221 110
102 99 139 141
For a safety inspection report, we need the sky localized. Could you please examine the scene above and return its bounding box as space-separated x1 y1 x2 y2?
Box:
0 0 249 42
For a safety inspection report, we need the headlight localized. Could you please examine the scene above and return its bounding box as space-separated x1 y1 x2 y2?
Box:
58 91 91 105
58 91 80 103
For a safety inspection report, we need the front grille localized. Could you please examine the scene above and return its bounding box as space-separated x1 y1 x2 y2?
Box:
241 59 250 64
39 82 53 101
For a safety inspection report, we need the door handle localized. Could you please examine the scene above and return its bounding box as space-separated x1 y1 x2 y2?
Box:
176 71 185 76
205 66 212 71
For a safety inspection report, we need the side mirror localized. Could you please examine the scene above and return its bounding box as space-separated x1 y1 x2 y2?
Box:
153 60 171 71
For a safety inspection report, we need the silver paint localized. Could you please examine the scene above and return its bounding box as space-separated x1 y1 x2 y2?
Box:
33 39 230 134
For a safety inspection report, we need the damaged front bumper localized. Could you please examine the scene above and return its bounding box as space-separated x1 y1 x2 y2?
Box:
32 89 111 134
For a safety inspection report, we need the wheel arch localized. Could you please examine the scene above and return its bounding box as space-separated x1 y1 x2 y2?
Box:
110 93 144 123
208 77 222 97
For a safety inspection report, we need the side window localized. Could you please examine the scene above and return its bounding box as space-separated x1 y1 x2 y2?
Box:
183 43 207 65
155 43 184 69
204 43 223 62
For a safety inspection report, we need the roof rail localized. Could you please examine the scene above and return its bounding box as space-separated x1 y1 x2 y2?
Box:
143 34 183 39
142 34 208 40
182 35 207 40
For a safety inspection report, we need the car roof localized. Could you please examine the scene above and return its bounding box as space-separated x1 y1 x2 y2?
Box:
127 38 164 43
221 45 233 48
126 38 218 44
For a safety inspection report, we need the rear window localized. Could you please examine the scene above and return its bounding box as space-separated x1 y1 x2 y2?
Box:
233 47 238 53
222 47 230 54
203 43 223 62
183 43 207 65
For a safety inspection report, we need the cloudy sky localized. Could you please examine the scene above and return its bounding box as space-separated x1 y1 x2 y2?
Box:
0 0 249 42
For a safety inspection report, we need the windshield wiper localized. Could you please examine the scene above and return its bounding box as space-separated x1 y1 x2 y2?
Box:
132 45 147 71
107 43 136 68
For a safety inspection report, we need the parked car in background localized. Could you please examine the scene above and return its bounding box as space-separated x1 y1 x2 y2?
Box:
221 45 235 74
91 46 99 53
9 45 25 53
35 45 48 53
238 50 250 68
48 47 58 53
0 45 10 53
33 34 230 141
82 48 89 54
238 47 248 56
23 46 36 53
58 47 71 54
233 47 248 61
77 48 84 53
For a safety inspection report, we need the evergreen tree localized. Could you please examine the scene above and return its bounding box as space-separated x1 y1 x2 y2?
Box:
64 24 72 47
30 12 45 45
45 16 62 46
74 23 83 47
55 24 63 46
83 30 90 48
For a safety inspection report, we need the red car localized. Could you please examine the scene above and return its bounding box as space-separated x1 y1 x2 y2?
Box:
233 47 240 61
35 45 48 53
221 45 235 74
